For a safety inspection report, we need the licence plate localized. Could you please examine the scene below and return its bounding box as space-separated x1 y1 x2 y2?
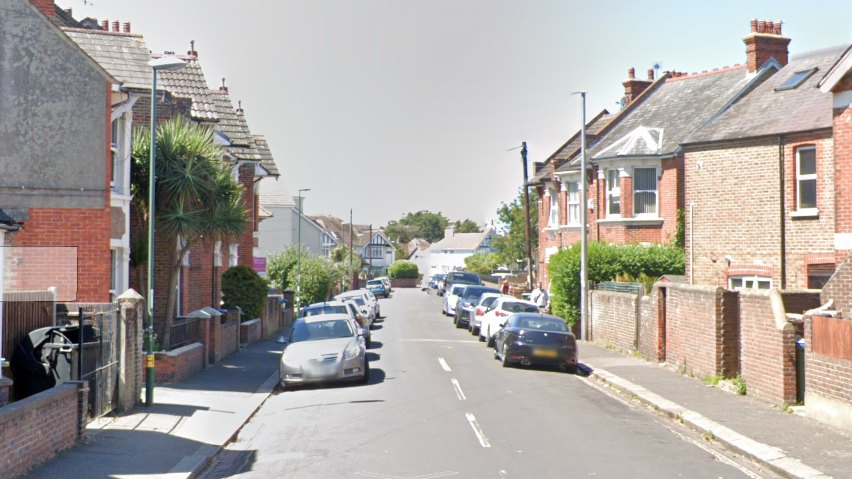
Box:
532 349 558 358
305 366 337 379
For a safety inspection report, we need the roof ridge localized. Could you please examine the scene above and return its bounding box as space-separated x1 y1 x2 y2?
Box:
61 27 144 39
666 64 747 83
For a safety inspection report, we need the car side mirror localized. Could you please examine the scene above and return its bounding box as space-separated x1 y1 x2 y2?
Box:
357 328 369 337
276 335 288 344
499 322 506 328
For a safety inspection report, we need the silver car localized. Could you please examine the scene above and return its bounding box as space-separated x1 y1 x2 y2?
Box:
279 313 369 387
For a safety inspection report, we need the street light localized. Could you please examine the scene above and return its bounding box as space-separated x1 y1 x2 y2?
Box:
296 188 311 314
572 91 590 342
146 56 186 407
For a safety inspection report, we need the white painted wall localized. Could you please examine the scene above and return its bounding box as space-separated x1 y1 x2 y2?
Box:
255 205 294 260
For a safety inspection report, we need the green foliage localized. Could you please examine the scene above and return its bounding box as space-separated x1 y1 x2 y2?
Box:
548 242 685 326
394 243 409 261
392 211 451 243
452 219 481 233
221 266 268 321
673 209 686 250
267 245 344 306
464 253 502 275
330 245 363 270
731 375 747 396
384 221 419 244
143 330 161 353
615 272 659 296
702 375 722 387
388 260 419 279
493 188 538 270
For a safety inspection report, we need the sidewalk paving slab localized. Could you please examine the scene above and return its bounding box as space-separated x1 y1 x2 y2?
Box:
581 342 852 479
22 334 284 479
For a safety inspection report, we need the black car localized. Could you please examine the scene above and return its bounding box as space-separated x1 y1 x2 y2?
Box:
440 272 481 296
454 286 500 328
493 313 578 374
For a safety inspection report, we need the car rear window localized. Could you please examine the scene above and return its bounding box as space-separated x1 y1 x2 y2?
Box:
303 306 348 317
480 296 498 308
367 280 382 286
501 302 540 314
450 273 480 285
462 287 499 300
450 285 465 296
518 318 568 332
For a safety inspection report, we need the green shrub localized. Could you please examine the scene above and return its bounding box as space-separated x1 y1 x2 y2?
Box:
548 242 685 326
267 246 342 306
388 260 419 279
221 265 268 321
464 253 501 275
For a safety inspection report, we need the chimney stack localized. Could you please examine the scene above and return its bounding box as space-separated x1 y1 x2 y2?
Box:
123 22 131 33
187 40 197 58
29 0 55 17
112 21 119 32
220 78 228 93
623 67 653 106
236 100 244 116
647 69 655 81
744 18 790 73
101 19 108 31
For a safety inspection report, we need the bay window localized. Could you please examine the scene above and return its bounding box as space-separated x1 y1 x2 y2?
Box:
633 168 658 216
567 182 580 224
606 170 620 216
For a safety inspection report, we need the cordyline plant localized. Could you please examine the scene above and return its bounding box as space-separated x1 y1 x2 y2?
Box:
131 116 248 348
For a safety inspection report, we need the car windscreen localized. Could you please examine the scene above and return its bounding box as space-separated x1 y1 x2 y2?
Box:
347 297 366 306
289 320 354 342
461 287 499 300
451 273 480 284
450 285 465 296
516 317 568 332
367 281 382 287
302 306 348 317
501 302 540 313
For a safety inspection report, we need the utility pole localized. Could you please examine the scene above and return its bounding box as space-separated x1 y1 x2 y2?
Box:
369 224 373 279
578 92 589 342
521 142 533 290
349 209 353 291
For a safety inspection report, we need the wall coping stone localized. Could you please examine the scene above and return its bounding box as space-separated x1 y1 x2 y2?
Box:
156 342 203 357
241 318 261 327
0 383 78 416
664 283 724 295
740 289 794 332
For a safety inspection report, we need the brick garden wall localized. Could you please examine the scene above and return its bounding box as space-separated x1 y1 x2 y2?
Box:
822 252 852 316
214 310 239 364
0 382 87 479
590 290 639 352
739 290 797 404
263 296 283 338
804 312 852 431
154 343 204 384
240 319 261 344
638 286 664 361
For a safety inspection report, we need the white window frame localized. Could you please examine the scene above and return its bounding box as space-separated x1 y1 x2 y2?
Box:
548 189 559 227
370 244 384 259
178 236 189 266
214 241 223 267
109 249 118 301
728 275 772 290
567 182 580 225
633 167 659 217
606 169 621 217
229 243 239 267
110 118 120 191
796 146 817 212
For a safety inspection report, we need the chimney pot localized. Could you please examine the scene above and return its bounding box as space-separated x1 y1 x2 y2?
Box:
188 40 197 58
759 20 767 33
745 19 790 72
647 69 654 81
101 19 108 30
750 19 758 33
64 8 71 16
112 21 119 32
628 67 635 79
220 77 228 92
775 21 782 35
123 22 131 33
767 21 775 33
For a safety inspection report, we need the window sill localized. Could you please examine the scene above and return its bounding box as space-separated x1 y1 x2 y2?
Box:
543 226 560 232
790 209 819 219
560 224 583 231
597 217 664 226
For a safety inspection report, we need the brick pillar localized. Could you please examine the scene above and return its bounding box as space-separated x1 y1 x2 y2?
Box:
201 316 211 368
621 174 633 219
66 381 89 440
0 376 11 407
208 316 219 364
117 290 144 412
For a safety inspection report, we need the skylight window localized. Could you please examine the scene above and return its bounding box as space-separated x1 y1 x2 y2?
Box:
775 68 817 91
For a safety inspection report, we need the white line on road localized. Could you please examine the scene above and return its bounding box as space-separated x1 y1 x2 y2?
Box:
465 413 491 448
401 339 480 343
438 358 451 372
451 379 466 400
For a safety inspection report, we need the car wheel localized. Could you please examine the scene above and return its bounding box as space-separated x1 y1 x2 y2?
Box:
501 344 512 368
486 332 495 348
360 359 371 385
455 317 464 329
366 335 372 349
471 326 479 336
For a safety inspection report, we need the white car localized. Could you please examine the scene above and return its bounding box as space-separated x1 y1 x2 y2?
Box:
361 289 381 318
335 291 375 321
479 297 541 347
468 292 506 336
375 276 392 292
442 284 466 316
336 289 380 319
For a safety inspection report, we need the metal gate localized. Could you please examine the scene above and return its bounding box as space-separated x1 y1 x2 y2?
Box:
76 303 120 420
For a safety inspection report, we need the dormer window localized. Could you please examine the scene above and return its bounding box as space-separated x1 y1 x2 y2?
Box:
775 68 817 91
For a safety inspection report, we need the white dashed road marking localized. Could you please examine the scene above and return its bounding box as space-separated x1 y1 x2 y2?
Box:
451 379 466 400
438 357 451 372
465 413 491 448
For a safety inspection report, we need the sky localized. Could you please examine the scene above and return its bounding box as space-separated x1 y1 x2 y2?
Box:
62 0 852 228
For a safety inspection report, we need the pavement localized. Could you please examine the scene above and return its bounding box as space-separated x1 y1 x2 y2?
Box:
581 343 852 479
24 333 285 479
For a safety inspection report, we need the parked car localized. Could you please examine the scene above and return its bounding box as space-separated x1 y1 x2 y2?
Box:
493 313 578 374
453 286 501 329
491 272 517 280
336 290 380 320
429 274 445 290
335 292 373 321
479 297 540 347
366 279 389 298
362 289 381 318
442 283 467 316
440 271 481 296
278 313 370 388
375 276 392 293
468 292 505 336
302 300 370 346
436 276 448 296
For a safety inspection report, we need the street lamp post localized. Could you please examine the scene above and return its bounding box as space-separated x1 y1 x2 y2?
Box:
573 91 590 342
146 56 186 407
296 188 311 313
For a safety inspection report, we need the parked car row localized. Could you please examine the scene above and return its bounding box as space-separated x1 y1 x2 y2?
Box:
440 284 578 374
278 287 388 389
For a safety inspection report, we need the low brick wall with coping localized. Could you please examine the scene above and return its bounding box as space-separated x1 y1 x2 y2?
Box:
154 343 204 384
590 289 639 353
240 318 262 344
390 278 419 288
0 381 88 479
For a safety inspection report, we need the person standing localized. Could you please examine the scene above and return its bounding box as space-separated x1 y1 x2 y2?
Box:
531 282 549 311
501 279 510 295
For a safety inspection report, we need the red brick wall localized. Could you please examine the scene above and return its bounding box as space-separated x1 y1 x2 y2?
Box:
215 310 239 363
779 291 821 315
237 163 255 270
638 286 664 361
154 343 204 384
239 318 262 344
590 290 638 352
823 253 852 315
0 383 86 479
739 290 797 404
805 313 852 415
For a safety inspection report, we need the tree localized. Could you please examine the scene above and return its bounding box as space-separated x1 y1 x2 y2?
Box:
221 266 268 321
267 246 341 305
493 188 538 271
131 117 248 348
452 219 481 233
464 253 501 275
388 260 419 279
398 211 450 243
384 220 418 244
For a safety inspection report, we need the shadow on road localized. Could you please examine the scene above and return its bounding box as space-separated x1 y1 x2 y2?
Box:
368 340 383 350
366 352 381 362
371 324 384 330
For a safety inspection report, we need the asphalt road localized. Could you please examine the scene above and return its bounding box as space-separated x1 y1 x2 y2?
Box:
200 288 758 479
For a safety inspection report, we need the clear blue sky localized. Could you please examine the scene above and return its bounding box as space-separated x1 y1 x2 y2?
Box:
65 0 852 227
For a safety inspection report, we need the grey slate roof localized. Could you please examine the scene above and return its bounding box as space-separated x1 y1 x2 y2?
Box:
63 29 152 91
686 45 851 143
589 67 755 160
550 111 615 174
258 177 296 208
208 90 262 161
157 57 219 122
252 135 280 177
431 228 493 252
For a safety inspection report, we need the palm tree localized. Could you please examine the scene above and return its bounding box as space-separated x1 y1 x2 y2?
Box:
131 116 248 348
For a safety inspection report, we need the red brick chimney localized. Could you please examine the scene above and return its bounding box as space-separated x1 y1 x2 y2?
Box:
744 18 790 73
29 0 55 17
123 22 131 33
101 19 109 31
112 21 119 32
623 67 653 106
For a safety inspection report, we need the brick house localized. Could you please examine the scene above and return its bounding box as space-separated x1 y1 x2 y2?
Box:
682 22 850 290
1 0 117 304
